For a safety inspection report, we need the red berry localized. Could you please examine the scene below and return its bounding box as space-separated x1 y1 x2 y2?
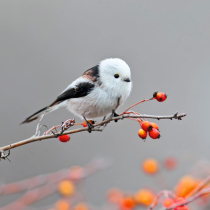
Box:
82 121 87 127
150 122 159 130
154 92 167 102
163 198 174 207
149 128 160 139
141 121 152 132
138 129 147 139
58 134 70 143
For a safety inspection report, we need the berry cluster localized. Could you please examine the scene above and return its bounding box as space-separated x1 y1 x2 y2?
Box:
136 92 168 140
138 121 160 140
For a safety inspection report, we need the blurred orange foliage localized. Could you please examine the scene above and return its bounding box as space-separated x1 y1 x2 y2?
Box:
74 203 89 210
58 180 75 197
142 158 159 175
134 189 154 206
55 199 70 210
175 176 198 197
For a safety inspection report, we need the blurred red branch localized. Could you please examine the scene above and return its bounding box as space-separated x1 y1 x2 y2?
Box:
159 187 210 210
0 158 110 210
148 190 177 210
149 175 210 210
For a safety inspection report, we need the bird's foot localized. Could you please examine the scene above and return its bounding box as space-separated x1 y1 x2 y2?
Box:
86 121 94 133
83 117 94 133
109 110 119 122
113 112 119 122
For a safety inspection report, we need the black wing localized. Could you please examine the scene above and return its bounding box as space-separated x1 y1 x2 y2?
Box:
50 82 95 106
21 82 95 124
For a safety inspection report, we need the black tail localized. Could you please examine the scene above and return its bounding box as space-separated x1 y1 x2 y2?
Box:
21 88 71 124
21 106 49 124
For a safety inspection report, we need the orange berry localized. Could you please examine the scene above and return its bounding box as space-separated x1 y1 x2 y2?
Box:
164 157 177 170
149 128 160 139
141 121 152 132
58 180 75 197
138 129 147 139
134 189 154 205
74 203 89 210
120 197 135 210
58 134 70 143
107 188 124 203
55 199 70 210
142 158 159 174
150 122 159 130
163 198 174 207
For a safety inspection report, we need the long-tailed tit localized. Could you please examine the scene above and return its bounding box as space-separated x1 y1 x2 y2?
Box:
22 58 132 132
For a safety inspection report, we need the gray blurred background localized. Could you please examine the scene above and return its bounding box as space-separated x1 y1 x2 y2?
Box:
0 0 210 208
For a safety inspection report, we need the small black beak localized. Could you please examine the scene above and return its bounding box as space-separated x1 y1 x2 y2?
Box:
124 78 130 82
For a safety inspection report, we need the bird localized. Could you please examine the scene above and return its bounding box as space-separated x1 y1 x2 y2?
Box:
21 58 132 132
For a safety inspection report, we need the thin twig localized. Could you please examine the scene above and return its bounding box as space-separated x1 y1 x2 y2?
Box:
121 98 155 114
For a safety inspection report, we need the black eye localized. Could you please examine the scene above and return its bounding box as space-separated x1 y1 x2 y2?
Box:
114 74 119 78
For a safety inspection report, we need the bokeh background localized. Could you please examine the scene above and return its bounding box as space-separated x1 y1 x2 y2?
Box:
0 0 210 208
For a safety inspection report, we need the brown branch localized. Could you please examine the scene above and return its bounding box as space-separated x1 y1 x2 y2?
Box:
0 112 186 153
